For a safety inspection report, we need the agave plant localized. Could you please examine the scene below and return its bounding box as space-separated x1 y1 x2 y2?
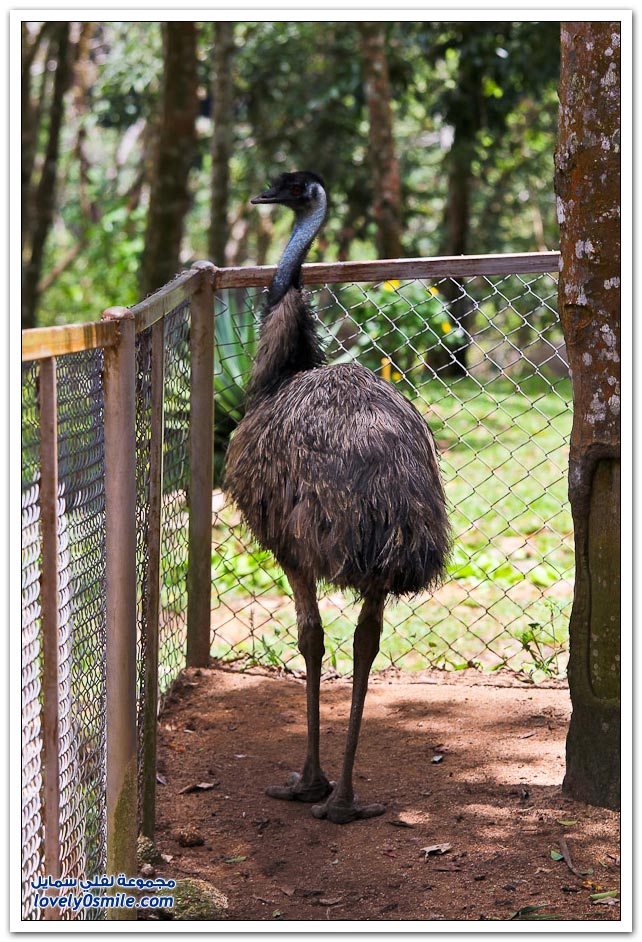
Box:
214 288 260 483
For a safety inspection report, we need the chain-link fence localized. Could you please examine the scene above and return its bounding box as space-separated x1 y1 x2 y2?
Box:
21 287 195 919
21 351 108 920
210 268 571 680
21 361 44 921
20 255 569 920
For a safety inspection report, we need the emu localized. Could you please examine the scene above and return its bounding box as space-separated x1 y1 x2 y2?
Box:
224 171 450 824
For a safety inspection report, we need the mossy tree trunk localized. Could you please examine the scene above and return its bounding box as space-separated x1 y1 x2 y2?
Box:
554 22 621 810
139 22 198 297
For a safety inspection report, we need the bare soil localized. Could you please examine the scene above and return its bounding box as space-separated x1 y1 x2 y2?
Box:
152 665 620 924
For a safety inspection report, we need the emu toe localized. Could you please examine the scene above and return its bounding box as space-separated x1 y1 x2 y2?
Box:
310 793 386 824
265 770 333 803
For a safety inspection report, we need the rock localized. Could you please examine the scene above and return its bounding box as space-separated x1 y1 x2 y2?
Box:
140 863 156 878
137 835 162 866
170 879 229 920
173 827 205 847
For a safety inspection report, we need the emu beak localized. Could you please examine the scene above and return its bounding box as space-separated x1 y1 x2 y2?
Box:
250 187 281 205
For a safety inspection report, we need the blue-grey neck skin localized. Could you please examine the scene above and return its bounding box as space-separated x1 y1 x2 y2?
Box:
268 187 327 307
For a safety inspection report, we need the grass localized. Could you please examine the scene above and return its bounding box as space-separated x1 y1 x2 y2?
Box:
209 377 574 681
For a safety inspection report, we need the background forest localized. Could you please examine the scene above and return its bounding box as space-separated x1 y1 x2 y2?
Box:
21 20 560 329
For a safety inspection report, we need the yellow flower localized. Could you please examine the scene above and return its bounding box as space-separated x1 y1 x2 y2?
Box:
392 371 402 382
428 286 439 296
383 280 400 292
441 321 452 334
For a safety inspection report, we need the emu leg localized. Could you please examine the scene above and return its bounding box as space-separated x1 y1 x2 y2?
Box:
266 570 332 803
312 591 386 824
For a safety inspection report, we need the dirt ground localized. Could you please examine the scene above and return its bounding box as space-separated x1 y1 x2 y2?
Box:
151 664 620 924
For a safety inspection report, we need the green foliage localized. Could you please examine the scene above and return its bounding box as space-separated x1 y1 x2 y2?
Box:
346 280 465 373
209 380 572 677
29 21 561 325
213 289 260 482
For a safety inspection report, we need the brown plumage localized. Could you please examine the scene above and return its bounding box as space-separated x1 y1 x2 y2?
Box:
224 171 450 823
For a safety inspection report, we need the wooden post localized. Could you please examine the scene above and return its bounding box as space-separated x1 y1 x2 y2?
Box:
140 318 164 838
102 306 137 916
187 262 216 667
39 357 61 918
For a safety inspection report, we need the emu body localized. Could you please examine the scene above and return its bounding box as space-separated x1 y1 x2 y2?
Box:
224 171 450 823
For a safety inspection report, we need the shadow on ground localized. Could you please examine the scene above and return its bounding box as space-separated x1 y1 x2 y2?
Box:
151 666 620 923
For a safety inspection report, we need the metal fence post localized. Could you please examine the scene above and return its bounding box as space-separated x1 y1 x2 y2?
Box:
140 317 164 839
39 357 61 918
102 307 137 915
187 261 216 667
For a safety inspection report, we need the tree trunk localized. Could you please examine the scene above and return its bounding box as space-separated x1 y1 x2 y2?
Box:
358 22 402 259
22 23 72 329
22 22 51 256
209 21 235 266
139 22 199 297
436 51 480 377
555 22 621 810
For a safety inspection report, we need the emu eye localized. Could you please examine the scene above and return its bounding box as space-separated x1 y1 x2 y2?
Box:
290 184 303 197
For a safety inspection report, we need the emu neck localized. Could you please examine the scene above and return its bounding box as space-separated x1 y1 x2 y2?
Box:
248 288 325 401
268 193 327 307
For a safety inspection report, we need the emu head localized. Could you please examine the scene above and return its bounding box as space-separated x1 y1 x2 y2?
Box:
251 171 326 215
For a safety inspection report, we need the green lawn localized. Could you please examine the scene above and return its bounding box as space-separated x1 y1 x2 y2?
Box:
209 376 574 682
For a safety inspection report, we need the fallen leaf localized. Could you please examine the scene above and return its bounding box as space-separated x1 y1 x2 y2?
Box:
178 781 218 794
509 904 556 921
252 896 273 904
590 890 618 901
518 731 537 739
271 909 283 919
421 843 452 858
319 897 342 906
279 886 295 897
160 853 173 863
432 755 444 764
556 819 578 826
156 772 168 785
559 836 592 876
550 849 564 861
388 819 415 829
224 855 248 863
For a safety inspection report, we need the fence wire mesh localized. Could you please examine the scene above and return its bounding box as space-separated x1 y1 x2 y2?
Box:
135 326 153 803
53 350 107 917
159 301 191 693
211 271 572 680
21 361 44 921
20 352 108 920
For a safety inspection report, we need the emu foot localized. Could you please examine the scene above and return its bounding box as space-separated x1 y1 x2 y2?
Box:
311 793 385 824
266 771 333 803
